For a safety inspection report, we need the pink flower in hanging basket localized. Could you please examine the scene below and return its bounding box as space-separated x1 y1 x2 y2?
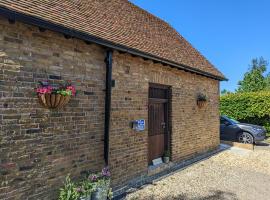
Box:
36 86 53 95
66 85 76 96
36 81 76 109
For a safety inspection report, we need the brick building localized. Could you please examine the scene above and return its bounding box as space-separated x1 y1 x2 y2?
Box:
0 1 226 199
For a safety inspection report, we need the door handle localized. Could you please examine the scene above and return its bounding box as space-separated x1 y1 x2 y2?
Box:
161 122 166 129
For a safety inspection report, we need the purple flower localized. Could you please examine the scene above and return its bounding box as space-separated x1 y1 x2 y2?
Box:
101 167 111 177
90 174 98 181
76 187 82 192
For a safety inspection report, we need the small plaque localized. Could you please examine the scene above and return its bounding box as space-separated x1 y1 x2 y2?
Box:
132 119 145 131
152 157 163 166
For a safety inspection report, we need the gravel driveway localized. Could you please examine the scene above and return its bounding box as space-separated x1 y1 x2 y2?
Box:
126 144 270 200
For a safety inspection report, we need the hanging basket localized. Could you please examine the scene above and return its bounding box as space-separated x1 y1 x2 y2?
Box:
197 100 207 108
38 94 71 109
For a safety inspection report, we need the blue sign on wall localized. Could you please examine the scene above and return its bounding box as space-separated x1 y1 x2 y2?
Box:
132 119 145 131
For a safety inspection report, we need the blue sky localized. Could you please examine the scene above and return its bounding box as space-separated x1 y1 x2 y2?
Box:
130 0 270 92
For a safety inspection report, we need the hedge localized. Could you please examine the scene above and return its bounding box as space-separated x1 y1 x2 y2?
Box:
220 91 270 135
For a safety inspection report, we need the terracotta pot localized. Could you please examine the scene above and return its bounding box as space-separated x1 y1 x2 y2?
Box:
38 94 71 109
197 100 207 108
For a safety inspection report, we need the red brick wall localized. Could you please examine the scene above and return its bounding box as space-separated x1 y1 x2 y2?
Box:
110 52 220 186
0 17 106 200
0 17 220 199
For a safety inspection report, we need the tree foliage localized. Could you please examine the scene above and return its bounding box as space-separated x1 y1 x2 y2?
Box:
220 57 270 135
237 57 269 92
221 89 232 96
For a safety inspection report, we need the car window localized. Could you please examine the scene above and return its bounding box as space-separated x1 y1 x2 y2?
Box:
220 118 227 125
229 118 239 124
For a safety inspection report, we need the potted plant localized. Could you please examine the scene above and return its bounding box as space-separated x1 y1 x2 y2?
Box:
36 81 76 109
163 150 170 164
59 175 80 200
197 93 207 108
59 175 95 200
90 167 112 200
77 180 94 200
59 168 112 200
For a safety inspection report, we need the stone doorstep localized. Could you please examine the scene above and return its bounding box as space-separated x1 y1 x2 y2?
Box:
148 161 174 176
221 140 254 150
112 144 230 200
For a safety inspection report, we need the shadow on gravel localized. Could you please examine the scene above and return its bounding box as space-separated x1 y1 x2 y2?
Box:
129 190 238 200
256 142 269 147
170 190 237 200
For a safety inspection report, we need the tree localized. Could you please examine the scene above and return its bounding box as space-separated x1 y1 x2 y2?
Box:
265 73 270 90
221 89 232 95
237 57 269 92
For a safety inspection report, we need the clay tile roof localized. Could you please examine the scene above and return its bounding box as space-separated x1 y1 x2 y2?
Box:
0 0 225 80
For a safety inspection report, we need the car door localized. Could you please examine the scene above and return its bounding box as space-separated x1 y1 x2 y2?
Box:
220 117 240 141
220 117 227 140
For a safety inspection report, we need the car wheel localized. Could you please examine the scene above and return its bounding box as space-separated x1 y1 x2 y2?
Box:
238 132 254 144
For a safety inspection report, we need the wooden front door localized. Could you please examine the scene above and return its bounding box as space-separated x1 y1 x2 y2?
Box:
148 84 169 164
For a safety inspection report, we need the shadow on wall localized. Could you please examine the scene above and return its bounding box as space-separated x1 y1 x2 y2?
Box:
127 190 237 200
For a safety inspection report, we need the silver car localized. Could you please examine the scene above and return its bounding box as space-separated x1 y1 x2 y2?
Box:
220 115 266 144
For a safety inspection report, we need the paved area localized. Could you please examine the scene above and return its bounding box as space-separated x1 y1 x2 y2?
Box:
126 143 270 200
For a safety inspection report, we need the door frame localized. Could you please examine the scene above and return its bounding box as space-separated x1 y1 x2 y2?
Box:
148 83 171 163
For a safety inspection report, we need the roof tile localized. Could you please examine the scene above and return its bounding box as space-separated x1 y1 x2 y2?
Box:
0 0 225 79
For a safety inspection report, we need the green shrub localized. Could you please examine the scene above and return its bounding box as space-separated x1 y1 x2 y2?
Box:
59 175 80 200
220 91 270 136
163 150 171 157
